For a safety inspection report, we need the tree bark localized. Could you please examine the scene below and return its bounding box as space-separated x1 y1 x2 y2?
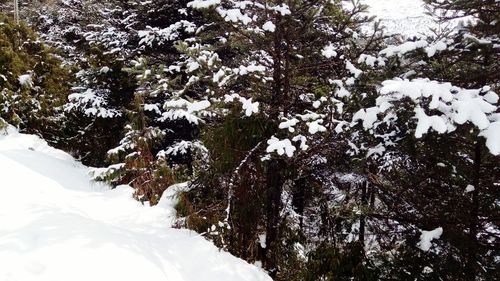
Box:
468 141 481 275
264 10 286 277
265 158 285 277
359 181 368 246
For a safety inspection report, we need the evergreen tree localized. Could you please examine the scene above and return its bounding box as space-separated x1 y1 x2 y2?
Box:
89 0 208 201
28 0 203 169
0 13 71 144
171 0 383 278
339 0 500 278
2 1 497 280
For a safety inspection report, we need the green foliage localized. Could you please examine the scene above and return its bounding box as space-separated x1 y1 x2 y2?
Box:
174 190 224 234
172 0 385 278
0 13 71 140
301 242 379 281
2 1 496 280
62 45 137 166
202 108 274 175
0 117 7 131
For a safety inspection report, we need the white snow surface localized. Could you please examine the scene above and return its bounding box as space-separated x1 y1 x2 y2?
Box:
417 227 443 251
361 0 465 37
0 127 271 281
362 0 433 36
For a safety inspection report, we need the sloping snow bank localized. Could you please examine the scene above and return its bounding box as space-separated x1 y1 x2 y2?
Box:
0 126 271 281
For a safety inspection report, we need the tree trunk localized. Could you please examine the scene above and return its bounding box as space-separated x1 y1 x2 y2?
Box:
265 158 285 277
292 177 306 229
14 0 19 24
359 181 368 246
468 141 482 275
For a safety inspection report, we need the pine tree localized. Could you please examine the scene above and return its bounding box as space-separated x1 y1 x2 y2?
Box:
339 0 500 278
171 0 384 278
88 0 208 201
0 13 71 144
28 0 203 168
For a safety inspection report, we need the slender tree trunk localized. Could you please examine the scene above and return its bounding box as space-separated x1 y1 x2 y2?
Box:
14 0 19 24
271 15 283 110
292 177 306 229
265 159 285 277
468 141 481 275
264 9 285 277
359 181 368 246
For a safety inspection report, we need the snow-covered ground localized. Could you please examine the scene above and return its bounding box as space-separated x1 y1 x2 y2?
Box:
361 0 461 37
0 126 271 281
362 0 433 36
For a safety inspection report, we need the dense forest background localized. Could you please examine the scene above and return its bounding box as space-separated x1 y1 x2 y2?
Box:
0 0 499 280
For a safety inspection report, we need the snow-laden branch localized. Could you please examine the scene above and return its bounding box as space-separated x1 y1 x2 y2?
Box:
353 78 500 155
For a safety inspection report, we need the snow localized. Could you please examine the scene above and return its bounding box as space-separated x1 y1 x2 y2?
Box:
307 120 327 135
465 185 475 193
423 266 433 274
361 0 471 37
266 137 296 157
366 143 386 158
100 66 111 73
269 4 291 16
479 120 500 155
321 44 337 58
425 41 447 57
0 127 271 281
376 79 499 154
292 135 309 151
18 74 33 87
187 61 201 72
258 234 266 249
352 108 380 130
187 0 221 9
66 88 121 118
238 64 266 75
484 91 500 104
279 118 299 133
262 21 275 32
414 107 448 138
144 103 162 115
379 40 428 57
217 8 253 25
164 140 192 156
358 54 385 67
352 78 499 155
224 94 260 117
162 99 211 124
345 61 362 78
239 97 259 117
417 227 443 251
361 0 440 37
138 21 197 47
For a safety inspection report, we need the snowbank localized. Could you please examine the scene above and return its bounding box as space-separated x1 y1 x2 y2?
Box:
0 126 271 281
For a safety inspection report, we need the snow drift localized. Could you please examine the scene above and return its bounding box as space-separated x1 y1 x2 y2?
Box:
0 126 271 281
